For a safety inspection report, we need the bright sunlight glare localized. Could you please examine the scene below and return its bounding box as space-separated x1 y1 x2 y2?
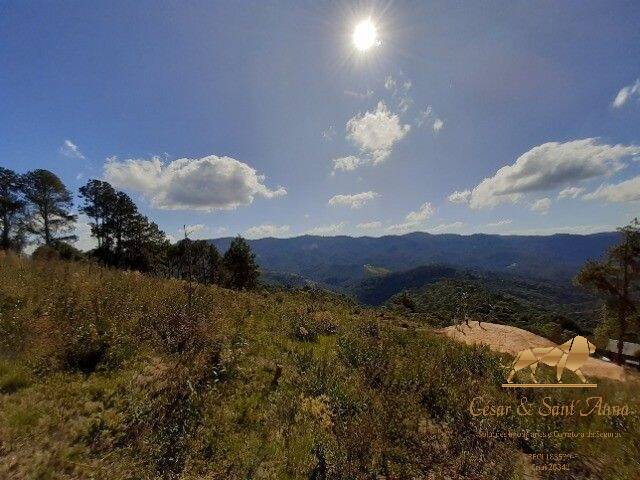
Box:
353 19 377 51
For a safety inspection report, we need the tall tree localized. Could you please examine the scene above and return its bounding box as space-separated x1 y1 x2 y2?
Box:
222 236 259 290
106 191 138 266
22 169 76 246
0 167 26 251
78 179 118 251
575 219 640 364
167 239 221 284
79 179 167 271
122 213 168 272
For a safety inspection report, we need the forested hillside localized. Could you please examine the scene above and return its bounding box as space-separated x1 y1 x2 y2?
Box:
1 254 638 479
210 232 619 287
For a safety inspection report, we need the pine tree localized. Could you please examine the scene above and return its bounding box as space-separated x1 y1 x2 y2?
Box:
575 218 640 364
0 167 26 251
222 236 259 290
22 169 76 246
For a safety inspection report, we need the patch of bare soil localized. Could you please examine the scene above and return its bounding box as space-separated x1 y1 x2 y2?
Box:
438 322 631 382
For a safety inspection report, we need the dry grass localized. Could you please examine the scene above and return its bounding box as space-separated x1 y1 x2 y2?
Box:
0 254 638 479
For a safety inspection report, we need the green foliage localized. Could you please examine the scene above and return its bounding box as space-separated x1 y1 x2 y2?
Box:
21 169 76 245
222 236 260 290
167 238 222 285
32 242 85 262
0 254 638 479
79 179 168 271
389 278 588 343
575 218 640 362
0 167 26 251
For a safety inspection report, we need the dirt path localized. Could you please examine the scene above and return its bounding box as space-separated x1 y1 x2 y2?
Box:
438 322 630 382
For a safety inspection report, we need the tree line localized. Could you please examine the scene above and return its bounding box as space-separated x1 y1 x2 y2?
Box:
0 166 259 290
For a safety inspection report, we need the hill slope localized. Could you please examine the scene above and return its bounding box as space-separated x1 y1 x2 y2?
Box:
0 254 638 479
210 232 619 287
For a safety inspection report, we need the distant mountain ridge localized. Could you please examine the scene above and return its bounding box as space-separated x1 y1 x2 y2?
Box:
210 231 619 287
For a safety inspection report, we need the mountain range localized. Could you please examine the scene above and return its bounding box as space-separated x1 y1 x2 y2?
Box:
210 231 619 288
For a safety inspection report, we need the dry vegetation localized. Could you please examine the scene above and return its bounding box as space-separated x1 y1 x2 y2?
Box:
0 253 638 479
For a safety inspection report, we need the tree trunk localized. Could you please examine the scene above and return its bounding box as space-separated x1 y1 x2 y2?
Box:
1 212 9 249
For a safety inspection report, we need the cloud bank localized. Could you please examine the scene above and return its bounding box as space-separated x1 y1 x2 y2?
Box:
104 155 286 211
448 138 640 209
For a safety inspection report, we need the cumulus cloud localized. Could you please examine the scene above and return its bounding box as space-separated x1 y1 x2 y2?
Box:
328 191 379 209
60 139 85 159
357 221 382 230
531 197 551 215
307 222 346 236
450 139 640 209
386 202 436 233
448 190 472 204
485 219 512 228
582 175 640 203
332 155 368 172
104 155 286 211
405 202 435 223
612 79 640 108
432 118 444 133
245 223 291 239
557 186 585 199
73 215 97 251
346 101 411 163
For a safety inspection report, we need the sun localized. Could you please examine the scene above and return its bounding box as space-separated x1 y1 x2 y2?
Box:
353 19 377 51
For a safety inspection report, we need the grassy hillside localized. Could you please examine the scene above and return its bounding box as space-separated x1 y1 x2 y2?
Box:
0 254 638 479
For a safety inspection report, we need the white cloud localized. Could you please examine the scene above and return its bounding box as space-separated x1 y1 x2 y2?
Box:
416 106 433 127
344 89 374 99
557 186 585 199
448 190 472 204
177 223 214 239
485 219 512 228
332 155 368 172
322 125 336 140
428 222 465 233
398 96 413 114
386 202 436 233
104 155 286 211
346 101 411 163
357 221 382 230
405 202 435 223
384 76 396 91
245 223 291 239
432 118 444 133
582 175 640 203
453 139 640 209
531 197 551 215
181 223 207 234
612 79 640 108
60 139 85 159
386 222 418 234
307 222 346 236
74 215 97 251
328 191 379 209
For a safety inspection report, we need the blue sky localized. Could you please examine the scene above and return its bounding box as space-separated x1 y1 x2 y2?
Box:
2 1 640 246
